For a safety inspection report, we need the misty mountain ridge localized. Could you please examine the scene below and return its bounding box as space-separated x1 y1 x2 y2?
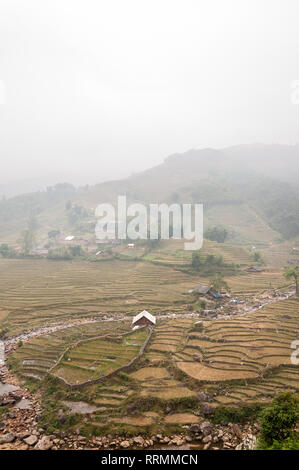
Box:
0 143 298 244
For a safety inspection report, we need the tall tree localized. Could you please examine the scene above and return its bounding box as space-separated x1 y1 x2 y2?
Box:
27 215 38 232
20 230 36 255
191 251 201 271
209 273 229 293
284 265 299 295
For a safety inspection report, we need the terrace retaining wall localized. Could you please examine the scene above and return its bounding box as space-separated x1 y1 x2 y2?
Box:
50 327 154 390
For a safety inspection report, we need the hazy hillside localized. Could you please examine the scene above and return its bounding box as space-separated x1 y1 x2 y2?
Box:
0 144 298 245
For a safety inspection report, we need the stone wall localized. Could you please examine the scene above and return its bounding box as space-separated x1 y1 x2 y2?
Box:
50 327 154 390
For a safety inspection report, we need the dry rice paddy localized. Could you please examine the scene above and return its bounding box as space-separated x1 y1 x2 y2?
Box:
0 258 198 336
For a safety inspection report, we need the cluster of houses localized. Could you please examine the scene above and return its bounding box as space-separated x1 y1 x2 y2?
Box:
30 235 136 258
31 235 99 257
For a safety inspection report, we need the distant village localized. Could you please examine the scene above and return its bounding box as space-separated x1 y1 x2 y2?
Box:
1 232 137 260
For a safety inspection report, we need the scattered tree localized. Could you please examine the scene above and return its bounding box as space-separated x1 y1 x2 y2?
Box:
47 247 72 260
20 230 36 255
0 244 17 258
205 253 224 267
27 215 38 232
209 273 229 293
48 230 60 239
205 226 228 243
284 265 299 295
68 245 83 257
252 250 263 263
67 204 89 225
191 251 201 271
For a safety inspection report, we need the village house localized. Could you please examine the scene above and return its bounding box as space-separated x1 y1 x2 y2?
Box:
132 310 156 328
189 284 210 295
244 266 264 273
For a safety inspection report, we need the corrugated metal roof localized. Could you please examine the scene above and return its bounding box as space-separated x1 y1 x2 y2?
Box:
132 310 156 325
192 285 210 294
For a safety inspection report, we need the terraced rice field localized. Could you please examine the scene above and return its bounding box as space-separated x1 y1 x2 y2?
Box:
225 270 288 294
129 363 197 401
12 321 131 381
148 318 194 355
129 366 193 400
164 413 200 424
144 238 253 266
173 298 299 404
0 258 197 336
53 328 149 385
261 241 299 267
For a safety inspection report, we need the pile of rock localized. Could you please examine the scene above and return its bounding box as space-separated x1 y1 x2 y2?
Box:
184 420 259 450
0 420 259 451
0 431 54 450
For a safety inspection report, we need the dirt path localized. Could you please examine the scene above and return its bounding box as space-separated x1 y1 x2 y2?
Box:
3 289 295 352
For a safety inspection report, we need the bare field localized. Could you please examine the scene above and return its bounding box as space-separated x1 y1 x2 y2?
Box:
177 361 259 381
144 238 253 266
0 258 198 336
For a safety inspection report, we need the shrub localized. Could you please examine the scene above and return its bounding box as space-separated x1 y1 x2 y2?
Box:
191 252 201 271
205 226 228 243
265 436 299 450
213 404 261 424
0 243 18 258
258 392 299 446
47 247 73 260
252 251 263 263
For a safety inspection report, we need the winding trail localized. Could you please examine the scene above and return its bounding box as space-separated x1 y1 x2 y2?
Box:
3 317 119 353
3 289 295 353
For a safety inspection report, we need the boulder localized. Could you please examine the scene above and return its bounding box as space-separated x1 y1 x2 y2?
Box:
189 423 201 433
172 437 185 446
120 440 130 449
197 392 210 401
17 431 31 440
35 436 53 450
200 421 213 436
0 433 15 444
201 403 214 418
202 435 212 444
133 436 144 446
24 435 38 446
231 423 242 439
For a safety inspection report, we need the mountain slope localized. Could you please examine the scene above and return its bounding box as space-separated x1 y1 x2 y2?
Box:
0 144 298 244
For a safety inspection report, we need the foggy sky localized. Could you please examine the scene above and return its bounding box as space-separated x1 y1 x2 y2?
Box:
1 0 299 195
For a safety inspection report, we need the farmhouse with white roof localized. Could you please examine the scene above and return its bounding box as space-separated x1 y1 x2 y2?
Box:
132 310 156 328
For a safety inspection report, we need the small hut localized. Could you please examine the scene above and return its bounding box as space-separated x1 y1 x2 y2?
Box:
132 310 156 328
